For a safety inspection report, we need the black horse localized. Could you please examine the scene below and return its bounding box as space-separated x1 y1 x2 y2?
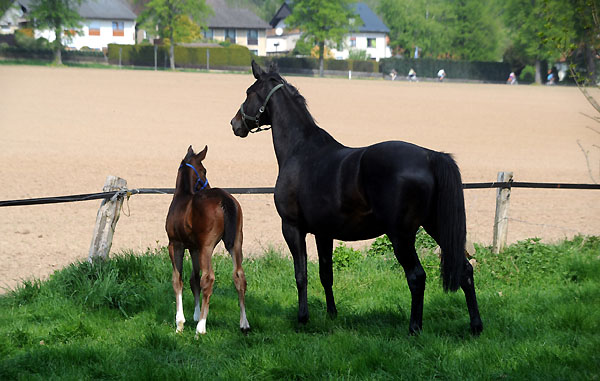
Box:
230 61 482 335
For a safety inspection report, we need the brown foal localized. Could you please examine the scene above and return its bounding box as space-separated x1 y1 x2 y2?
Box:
165 145 250 336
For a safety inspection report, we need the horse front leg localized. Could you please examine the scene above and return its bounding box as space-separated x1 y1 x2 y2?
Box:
461 259 483 335
282 222 309 324
169 242 186 333
315 235 337 318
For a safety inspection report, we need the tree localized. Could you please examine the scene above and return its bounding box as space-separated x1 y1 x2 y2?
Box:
450 0 501 61
286 0 357 77
504 0 565 83
138 0 212 70
378 0 451 58
27 0 84 65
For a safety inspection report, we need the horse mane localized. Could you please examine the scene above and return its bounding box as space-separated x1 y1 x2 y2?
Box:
275 75 317 126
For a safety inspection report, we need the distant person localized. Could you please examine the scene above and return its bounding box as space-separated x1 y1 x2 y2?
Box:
507 72 517 85
546 69 555 85
437 69 446 82
407 68 417 82
390 69 398 81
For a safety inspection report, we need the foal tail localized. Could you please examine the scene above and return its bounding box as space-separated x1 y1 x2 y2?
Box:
220 193 241 252
429 151 466 292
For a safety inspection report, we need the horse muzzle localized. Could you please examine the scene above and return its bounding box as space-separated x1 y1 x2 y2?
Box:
230 112 249 138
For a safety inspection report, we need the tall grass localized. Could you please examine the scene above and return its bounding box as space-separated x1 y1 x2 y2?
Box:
1 235 599 380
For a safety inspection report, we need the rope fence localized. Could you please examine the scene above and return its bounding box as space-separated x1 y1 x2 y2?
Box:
1 175 599 261
1 182 599 208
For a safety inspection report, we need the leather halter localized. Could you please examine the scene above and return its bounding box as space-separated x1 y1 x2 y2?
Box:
179 163 208 192
239 83 284 133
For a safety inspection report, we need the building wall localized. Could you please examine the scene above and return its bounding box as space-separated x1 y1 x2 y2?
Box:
210 28 267 56
332 33 390 62
35 19 135 50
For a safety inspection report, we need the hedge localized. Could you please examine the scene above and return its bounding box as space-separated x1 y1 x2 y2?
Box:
255 56 379 74
107 44 253 69
380 58 511 82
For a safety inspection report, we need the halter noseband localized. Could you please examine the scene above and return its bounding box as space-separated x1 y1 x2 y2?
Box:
180 163 208 191
239 83 284 133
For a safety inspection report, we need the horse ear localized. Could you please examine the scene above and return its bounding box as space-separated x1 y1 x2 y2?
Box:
197 145 208 161
251 60 264 79
268 61 279 73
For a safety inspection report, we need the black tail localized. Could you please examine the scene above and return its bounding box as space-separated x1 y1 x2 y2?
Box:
220 192 240 252
430 152 466 292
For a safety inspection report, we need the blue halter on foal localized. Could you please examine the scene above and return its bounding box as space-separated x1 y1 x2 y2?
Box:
180 163 208 191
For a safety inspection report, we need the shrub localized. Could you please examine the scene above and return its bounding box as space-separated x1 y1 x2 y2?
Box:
333 242 363 269
519 65 536 83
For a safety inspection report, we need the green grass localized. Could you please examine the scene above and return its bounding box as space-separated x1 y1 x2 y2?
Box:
1 236 599 380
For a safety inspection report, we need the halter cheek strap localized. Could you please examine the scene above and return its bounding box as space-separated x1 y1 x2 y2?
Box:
180 163 208 191
239 83 284 133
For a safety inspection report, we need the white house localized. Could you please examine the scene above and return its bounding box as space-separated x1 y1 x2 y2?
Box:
0 0 136 50
266 2 391 62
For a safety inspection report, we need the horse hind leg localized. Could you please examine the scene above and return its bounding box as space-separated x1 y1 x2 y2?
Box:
169 242 186 333
389 232 426 335
189 248 202 323
225 215 250 333
461 259 483 335
195 245 215 336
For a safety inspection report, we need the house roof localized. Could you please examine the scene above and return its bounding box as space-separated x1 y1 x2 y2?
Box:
78 0 136 21
269 2 291 28
353 3 389 34
15 0 136 21
206 0 270 29
268 2 389 34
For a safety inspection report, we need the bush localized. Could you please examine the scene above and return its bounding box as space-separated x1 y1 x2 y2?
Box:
519 65 536 83
333 242 363 269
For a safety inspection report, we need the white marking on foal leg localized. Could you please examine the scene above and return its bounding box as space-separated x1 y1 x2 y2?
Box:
193 302 201 322
196 318 207 336
175 292 185 333
240 303 250 332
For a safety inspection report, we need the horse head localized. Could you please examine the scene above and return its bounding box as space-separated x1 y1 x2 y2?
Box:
178 145 209 193
231 60 284 137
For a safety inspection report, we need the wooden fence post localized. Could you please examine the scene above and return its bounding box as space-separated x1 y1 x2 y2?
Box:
88 176 127 262
492 171 513 254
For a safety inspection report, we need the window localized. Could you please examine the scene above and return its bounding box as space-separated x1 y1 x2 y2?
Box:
203 28 213 40
350 37 356 48
112 21 124 37
89 21 100 36
247 29 258 45
225 28 236 43
367 38 376 48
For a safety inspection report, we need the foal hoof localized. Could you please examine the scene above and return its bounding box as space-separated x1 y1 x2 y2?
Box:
240 326 251 335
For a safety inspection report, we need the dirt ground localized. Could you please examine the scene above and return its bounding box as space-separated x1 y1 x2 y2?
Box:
1 65 598 292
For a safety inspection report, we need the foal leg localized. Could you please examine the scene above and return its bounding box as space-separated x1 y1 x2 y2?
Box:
461 259 483 335
229 236 250 333
315 235 337 318
168 242 186 333
189 248 202 323
282 222 309 324
195 245 216 336
390 232 426 335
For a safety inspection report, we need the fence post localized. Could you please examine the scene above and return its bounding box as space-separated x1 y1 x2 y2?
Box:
492 171 513 254
206 49 210 71
88 176 127 262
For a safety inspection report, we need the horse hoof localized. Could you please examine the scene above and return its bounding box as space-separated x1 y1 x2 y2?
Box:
327 308 338 319
409 324 422 336
298 313 309 325
471 320 483 336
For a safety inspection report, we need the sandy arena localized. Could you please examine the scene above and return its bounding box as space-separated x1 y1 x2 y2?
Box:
1 65 598 291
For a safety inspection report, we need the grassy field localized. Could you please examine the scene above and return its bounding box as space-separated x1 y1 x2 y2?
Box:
1 234 599 380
